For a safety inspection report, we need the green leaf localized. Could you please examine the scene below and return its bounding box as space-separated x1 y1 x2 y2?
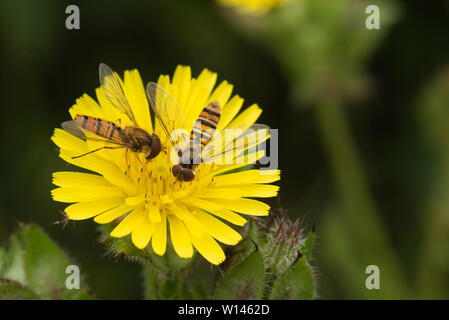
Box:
0 279 39 300
190 283 209 300
69 290 95 300
0 248 7 273
0 224 94 300
268 256 314 300
24 225 73 299
1 226 28 284
214 250 265 300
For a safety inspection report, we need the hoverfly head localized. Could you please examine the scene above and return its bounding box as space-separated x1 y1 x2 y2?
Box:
145 134 161 160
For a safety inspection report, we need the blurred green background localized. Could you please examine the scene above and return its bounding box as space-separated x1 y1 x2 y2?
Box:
1 0 449 299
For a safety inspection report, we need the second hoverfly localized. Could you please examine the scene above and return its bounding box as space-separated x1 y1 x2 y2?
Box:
62 63 163 161
145 82 269 182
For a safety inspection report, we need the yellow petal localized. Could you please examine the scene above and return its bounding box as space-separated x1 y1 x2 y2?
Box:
195 183 279 200
110 207 144 238
212 169 280 186
148 200 161 223
152 209 167 256
51 187 81 203
211 198 270 216
203 207 247 226
195 187 243 200
95 87 125 124
198 150 265 179
52 128 88 154
58 149 136 195
204 127 268 167
58 148 108 173
125 194 145 206
217 95 244 131
131 215 155 249
51 186 123 203
172 65 192 109
169 203 205 238
191 233 225 265
168 215 193 258
69 94 105 120
227 103 262 130
52 171 111 188
65 197 124 220
154 74 177 136
97 70 135 126
94 203 133 224
208 81 233 109
124 69 153 133
194 210 242 245
205 150 266 178
241 184 279 198
185 197 223 212
157 74 171 91
186 69 217 129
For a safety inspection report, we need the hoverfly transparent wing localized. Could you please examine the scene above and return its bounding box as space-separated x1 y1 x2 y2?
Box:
99 63 139 127
146 82 187 149
61 120 127 147
201 124 270 165
61 120 86 140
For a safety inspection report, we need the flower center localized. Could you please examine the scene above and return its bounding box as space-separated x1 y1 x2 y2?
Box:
126 151 194 208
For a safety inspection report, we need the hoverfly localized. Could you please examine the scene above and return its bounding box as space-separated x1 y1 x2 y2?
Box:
145 82 269 182
62 63 162 162
171 100 222 182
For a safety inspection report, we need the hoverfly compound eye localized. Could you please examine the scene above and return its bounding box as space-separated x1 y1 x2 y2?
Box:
183 170 195 182
146 134 162 160
172 165 181 178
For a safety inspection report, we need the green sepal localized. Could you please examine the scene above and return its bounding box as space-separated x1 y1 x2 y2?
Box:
214 250 265 300
299 230 316 263
268 255 314 300
220 219 264 273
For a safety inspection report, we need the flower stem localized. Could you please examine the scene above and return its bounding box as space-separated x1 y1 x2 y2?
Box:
314 100 409 298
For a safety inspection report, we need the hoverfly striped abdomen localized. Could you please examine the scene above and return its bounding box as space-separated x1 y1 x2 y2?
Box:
190 101 221 147
173 101 221 182
71 114 161 160
74 115 124 142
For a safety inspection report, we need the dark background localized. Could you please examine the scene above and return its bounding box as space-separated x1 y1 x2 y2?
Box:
0 0 449 299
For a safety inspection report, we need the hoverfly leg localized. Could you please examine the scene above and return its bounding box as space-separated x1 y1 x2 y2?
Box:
171 179 181 188
72 146 122 159
135 155 151 178
124 149 130 176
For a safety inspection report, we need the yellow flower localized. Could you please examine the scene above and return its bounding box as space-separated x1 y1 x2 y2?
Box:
217 0 290 14
51 65 280 265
